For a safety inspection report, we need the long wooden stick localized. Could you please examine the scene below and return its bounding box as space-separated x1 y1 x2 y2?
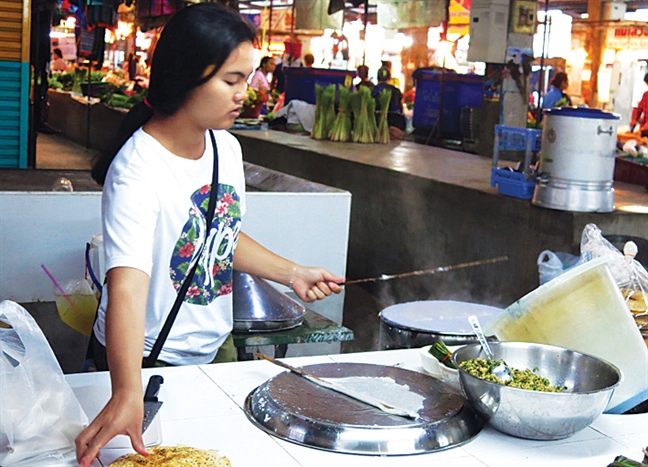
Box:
344 256 509 285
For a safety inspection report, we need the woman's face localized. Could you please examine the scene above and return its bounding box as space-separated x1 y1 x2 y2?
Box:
181 42 255 130
263 58 276 73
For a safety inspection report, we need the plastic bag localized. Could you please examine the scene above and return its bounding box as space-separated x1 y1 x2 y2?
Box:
53 278 98 337
580 224 648 326
537 250 582 285
0 301 88 466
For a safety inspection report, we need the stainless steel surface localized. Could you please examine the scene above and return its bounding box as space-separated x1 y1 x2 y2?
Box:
533 110 619 213
245 362 483 455
232 271 305 332
467 315 512 382
142 375 163 434
533 178 615 212
452 342 621 440
379 300 501 348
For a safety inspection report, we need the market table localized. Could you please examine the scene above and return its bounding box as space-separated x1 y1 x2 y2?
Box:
232 308 354 360
67 348 647 467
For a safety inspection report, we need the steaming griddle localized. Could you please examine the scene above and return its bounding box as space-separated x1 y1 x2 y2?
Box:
244 362 483 455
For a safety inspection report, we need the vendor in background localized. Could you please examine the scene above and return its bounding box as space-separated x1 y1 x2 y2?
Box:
303 53 314 67
631 73 648 137
249 56 275 92
542 72 571 109
372 67 405 140
356 64 375 91
50 48 68 72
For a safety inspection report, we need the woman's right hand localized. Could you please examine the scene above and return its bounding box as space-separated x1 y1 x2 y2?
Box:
75 388 148 466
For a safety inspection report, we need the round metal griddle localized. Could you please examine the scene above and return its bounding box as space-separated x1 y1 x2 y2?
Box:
244 362 483 456
380 300 502 348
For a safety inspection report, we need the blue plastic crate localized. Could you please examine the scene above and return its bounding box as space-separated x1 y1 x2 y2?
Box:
284 67 355 105
495 125 542 152
491 167 536 199
411 69 484 137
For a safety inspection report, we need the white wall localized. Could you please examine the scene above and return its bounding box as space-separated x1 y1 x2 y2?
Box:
0 191 351 323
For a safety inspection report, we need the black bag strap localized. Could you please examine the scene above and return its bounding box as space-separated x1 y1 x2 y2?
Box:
144 130 219 367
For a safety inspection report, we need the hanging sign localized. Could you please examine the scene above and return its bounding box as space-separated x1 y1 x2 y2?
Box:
448 0 471 36
606 25 648 50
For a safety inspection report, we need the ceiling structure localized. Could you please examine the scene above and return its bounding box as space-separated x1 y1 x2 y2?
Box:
236 0 648 26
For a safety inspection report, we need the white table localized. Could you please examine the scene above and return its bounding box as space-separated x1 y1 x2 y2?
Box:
66 348 648 467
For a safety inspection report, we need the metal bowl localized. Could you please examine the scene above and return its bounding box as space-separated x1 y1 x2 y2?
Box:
451 342 621 440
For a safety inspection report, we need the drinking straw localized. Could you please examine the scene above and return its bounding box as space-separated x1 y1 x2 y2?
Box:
41 264 80 312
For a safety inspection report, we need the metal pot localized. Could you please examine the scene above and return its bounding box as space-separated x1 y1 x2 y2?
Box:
533 107 620 212
378 300 502 349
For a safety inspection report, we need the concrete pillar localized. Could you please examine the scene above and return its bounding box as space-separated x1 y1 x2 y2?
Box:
586 0 605 107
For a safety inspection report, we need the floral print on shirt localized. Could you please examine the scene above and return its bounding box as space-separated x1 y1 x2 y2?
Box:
169 183 241 305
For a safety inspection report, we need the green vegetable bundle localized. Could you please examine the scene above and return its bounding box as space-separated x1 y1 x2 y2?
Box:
428 341 457 369
375 88 392 144
329 86 351 142
351 86 374 144
311 84 336 140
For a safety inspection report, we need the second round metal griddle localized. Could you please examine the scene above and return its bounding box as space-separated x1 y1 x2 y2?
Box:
244 362 483 455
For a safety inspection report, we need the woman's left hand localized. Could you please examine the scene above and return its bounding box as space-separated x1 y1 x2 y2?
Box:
290 265 344 302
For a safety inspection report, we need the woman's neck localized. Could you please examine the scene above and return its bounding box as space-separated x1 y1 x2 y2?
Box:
143 113 206 160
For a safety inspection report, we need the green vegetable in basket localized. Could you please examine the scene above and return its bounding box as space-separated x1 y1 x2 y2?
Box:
428 341 457 369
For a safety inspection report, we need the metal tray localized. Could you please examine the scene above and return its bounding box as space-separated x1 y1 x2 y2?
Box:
244 362 483 456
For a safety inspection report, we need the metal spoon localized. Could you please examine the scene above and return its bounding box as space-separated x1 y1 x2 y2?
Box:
468 315 513 382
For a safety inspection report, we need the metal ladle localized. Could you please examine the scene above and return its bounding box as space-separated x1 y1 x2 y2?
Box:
468 315 512 382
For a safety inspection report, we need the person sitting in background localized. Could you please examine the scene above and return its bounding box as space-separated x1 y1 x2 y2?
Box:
51 48 68 72
303 53 314 67
542 72 571 109
631 73 648 137
249 56 275 92
356 65 375 91
372 67 405 139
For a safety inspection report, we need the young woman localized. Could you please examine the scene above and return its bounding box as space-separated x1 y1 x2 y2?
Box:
249 55 275 91
75 4 343 466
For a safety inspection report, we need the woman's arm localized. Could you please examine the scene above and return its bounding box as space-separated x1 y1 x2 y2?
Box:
76 267 150 467
234 232 344 302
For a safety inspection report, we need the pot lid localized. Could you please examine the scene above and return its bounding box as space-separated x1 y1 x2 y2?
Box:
245 362 483 455
543 107 620 120
379 300 502 335
232 271 305 324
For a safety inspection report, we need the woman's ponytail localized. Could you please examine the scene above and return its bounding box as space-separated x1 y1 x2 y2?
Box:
90 102 154 185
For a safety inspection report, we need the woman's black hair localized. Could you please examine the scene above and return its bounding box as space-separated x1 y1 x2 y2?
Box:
377 67 391 82
257 56 273 70
550 71 568 88
91 3 256 185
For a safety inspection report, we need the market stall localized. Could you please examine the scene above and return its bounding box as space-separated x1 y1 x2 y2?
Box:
62 348 647 467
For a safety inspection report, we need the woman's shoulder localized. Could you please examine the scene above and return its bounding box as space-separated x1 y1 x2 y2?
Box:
212 129 242 155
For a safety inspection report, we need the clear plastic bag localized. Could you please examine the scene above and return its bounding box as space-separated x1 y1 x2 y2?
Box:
0 301 88 466
537 250 582 285
580 224 648 321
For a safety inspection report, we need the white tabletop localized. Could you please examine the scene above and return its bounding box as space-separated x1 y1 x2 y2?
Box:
66 348 648 467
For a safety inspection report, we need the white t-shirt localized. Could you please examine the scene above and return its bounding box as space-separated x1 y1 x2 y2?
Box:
93 128 246 365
